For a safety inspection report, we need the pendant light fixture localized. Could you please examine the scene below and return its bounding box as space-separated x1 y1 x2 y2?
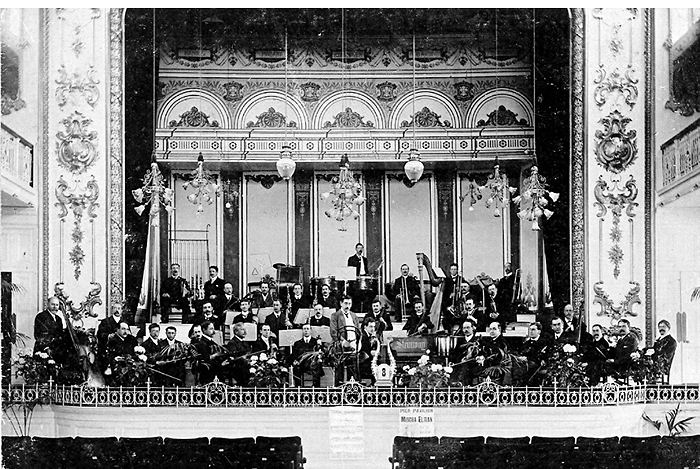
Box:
276 26 296 180
404 31 424 184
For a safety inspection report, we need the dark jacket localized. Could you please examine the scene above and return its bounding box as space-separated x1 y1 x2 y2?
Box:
203 277 226 302
347 255 369 276
309 316 331 327
291 336 321 363
106 334 137 365
33 310 64 352
653 335 677 374
612 333 639 367
479 335 508 368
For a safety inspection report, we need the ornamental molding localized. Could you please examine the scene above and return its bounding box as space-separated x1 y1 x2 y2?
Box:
323 107 374 128
592 281 641 322
376 81 397 102
1 95 26 115
55 64 100 108
168 106 219 128
594 109 638 174
56 111 99 173
401 107 452 128
300 82 321 102
594 175 638 279
387 172 431 188
593 65 638 109
55 175 100 280
246 107 297 128
222 82 244 102
454 81 476 101
477 105 528 127
245 174 283 189
54 281 102 322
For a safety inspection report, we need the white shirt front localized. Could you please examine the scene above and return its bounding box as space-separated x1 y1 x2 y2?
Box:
343 312 356 343
358 256 366 275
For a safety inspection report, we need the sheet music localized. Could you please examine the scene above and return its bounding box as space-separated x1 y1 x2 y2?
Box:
242 323 258 342
279 329 303 347
311 326 332 343
256 307 274 324
433 267 446 278
293 308 314 325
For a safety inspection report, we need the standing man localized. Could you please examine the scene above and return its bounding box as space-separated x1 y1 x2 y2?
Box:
219 283 238 317
330 296 361 385
606 318 639 376
441 263 465 332
347 242 369 276
33 296 65 353
653 320 677 377
160 263 192 323
203 266 226 307
392 264 420 320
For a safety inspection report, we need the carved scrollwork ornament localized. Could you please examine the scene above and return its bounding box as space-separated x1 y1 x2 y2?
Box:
56 111 99 173
55 64 101 108
477 105 528 127
594 110 638 173
593 65 638 109
246 107 296 128
54 281 102 322
593 281 641 321
168 106 219 128
401 107 452 128
324 107 374 128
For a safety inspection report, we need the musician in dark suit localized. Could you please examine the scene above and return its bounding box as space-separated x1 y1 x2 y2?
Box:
225 323 252 386
496 263 517 312
203 265 226 307
190 301 222 334
317 284 339 310
484 284 507 331
33 297 65 353
449 318 480 385
393 264 421 320
96 305 123 371
562 303 593 346
476 322 508 383
194 320 225 384
403 298 434 336
309 304 331 327
233 299 257 324
160 263 192 323
252 281 276 309
330 296 361 385
291 324 322 386
519 322 550 385
253 324 277 354
142 323 166 361
653 320 677 376
290 283 312 319
155 326 189 386
441 263 465 332
551 317 576 346
606 318 639 375
347 242 369 276
106 322 137 368
583 324 610 384
218 283 238 317
265 299 292 339
362 298 393 340
359 319 380 384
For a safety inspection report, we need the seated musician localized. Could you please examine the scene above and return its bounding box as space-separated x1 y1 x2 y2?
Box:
189 301 221 335
449 318 480 385
253 324 277 354
317 284 339 310
551 317 576 345
142 323 166 362
224 323 252 386
519 322 550 385
290 283 312 319
309 304 331 327
97 304 123 372
194 320 224 384
462 296 487 332
160 263 192 323
362 298 393 340
441 263 465 332
106 322 137 375
330 295 361 385
582 324 610 384
218 282 238 316
562 303 593 346
476 322 509 383
254 281 277 309
652 319 677 376
233 298 257 324
189 324 203 346
359 318 380 384
403 298 434 336
291 323 323 386
392 264 420 321
265 299 292 339
605 318 639 377
153 326 189 386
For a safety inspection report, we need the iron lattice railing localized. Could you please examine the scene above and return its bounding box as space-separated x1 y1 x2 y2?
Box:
3 380 699 409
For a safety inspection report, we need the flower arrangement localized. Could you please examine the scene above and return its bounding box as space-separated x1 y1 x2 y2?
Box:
542 343 589 387
396 351 453 389
249 353 289 388
110 347 151 387
13 352 58 385
626 348 665 384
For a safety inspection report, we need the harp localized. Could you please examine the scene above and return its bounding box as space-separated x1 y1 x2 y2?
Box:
415 253 444 332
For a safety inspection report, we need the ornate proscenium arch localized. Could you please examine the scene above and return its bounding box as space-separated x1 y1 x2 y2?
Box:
157 88 232 129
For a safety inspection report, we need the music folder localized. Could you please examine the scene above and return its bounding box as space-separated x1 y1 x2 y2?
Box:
293 308 314 325
242 323 258 342
311 326 332 343
279 329 303 347
256 307 274 324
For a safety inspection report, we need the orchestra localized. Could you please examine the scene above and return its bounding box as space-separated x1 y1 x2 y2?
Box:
32 244 678 389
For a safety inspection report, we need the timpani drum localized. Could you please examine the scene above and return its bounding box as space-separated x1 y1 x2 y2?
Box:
311 276 337 296
356 275 378 291
435 336 461 357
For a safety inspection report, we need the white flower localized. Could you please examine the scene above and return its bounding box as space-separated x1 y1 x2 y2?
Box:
607 376 615 384
403 365 410 372
407 368 416 376
134 346 146 354
268 358 278 365
562 344 577 354
566 358 575 365
280 367 288 373
104 367 112 376
630 351 640 360
138 354 148 362
444 366 453 374
250 356 258 363
430 364 439 372
645 349 655 356
47 359 56 365
259 353 268 362
34 352 42 358
249 367 257 374
425 350 430 355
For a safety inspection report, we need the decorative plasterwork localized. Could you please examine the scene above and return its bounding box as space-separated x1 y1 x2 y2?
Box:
594 175 638 279
55 281 102 322
56 111 99 173
591 8 639 57
222 82 243 102
643 8 654 346
386 173 431 188
593 65 638 109
376 81 397 102
401 107 452 128
453 81 475 102
245 174 283 189
168 106 220 128
323 107 374 128
300 82 321 102
246 107 297 128
55 175 100 280
592 281 641 321
55 64 100 108
594 109 638 173
477 105 529 127
1 96 26 115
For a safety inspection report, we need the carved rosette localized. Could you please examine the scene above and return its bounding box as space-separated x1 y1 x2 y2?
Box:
477 105 528 126
168 106 219 127
453 81 475 101
324 108 374 128
401 107 451 128
56 111 99 174
246 107 296 128
594 110 638 174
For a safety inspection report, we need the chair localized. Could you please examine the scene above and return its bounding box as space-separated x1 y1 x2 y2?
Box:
31 437 74 468
162 437 209 469
391 436 439 469
209 437 256 468
483 437 531 467
439 436 485 459
256 436 305 468
120 436 164 469
1 436 34 469
73 436 127 469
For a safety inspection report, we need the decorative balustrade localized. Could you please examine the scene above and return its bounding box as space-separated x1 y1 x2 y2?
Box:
1 124 34 189
4 380 699 409
660 119 700 190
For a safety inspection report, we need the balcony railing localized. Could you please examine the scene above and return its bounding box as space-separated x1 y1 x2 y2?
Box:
1 123 33 188
661 118 700 190
3 380 699 408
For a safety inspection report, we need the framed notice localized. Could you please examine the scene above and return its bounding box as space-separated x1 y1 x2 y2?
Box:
398 408 435 437
329 407 364 460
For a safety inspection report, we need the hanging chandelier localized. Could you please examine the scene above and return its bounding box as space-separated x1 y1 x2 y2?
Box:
183 152 220 215
404 33 423 184
132 162 174 224
459 177 483 212
484 163 517 217
276 28 296 180
513 165 559 230
321 154 365 231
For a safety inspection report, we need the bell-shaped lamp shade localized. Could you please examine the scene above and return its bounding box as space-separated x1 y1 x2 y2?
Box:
543 208 554 219
549 191 560 203
132 188 144 203
187 193 197 204
404 150 424 184
277 146 296 180
134 205 145 216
